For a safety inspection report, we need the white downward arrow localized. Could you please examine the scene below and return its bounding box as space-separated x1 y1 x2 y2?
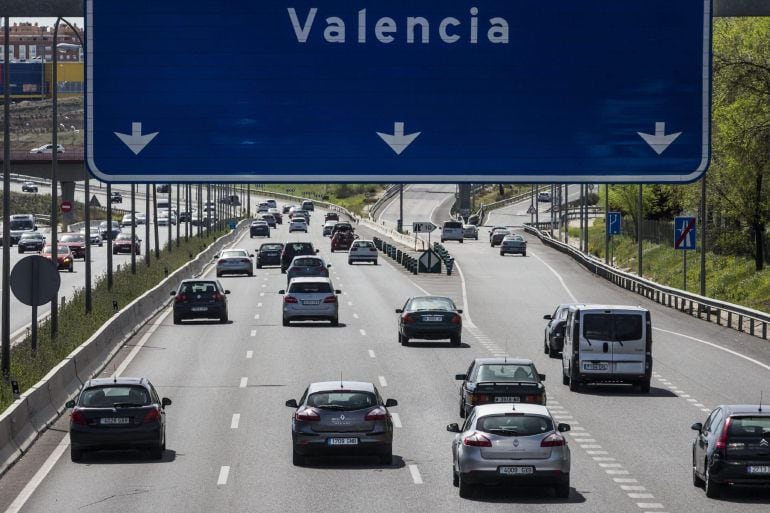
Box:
114 122 159 155
376 122 421 155
637 122 681 155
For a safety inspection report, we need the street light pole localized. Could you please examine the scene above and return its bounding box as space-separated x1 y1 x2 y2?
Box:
50 19 62 338
2 16 12 378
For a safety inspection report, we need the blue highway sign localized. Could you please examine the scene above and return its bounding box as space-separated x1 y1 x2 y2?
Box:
607 212 622 236
86 0 711 183
674 216 697 250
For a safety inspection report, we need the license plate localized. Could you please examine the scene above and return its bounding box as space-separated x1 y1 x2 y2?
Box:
328 438 358 446
748 466 770 474
100 417 130 425
422 315 443 322
498 466 534 475
191 307 208 312
494 396 521 403
302 300 321 305
584 362 609 371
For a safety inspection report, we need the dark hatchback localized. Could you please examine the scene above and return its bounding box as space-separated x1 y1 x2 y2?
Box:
17 232 45 253
456 357 546 418
171 279 230 324
256 242 284 268
692 405 770 498
66 377 171 461
280 241 319 273
543 304 579 358
396 296 462 346
250 220 270 238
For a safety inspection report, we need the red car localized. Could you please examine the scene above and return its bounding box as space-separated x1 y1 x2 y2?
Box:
331 231 358 252
58 232 86 259
113 233 141 255
41 244 75 272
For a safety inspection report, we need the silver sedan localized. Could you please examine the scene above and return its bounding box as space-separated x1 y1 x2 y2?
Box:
447 403 571 499
279 277 340 326
215 248 253 277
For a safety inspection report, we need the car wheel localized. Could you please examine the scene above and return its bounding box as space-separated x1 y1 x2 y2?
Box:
450 335 461 346
562 368 569 386
220 312 228 323
379 445 392 465
70 446 83 462
490 242 494 247
373 260 378 265
248 271 254 277
458 474 474 499
544 337 550 355
453 469 459 487
705 465 721 498
330 317 339 327
638 380 651 394
693 464 705 488
149 444 164 460
348 259 353 265
17 247 23 254
554 478 570 499
173 315 181 325
569 366 580 391
523 251 527 257
499 252 504 256
460 401 466 418
69 263 74 273
216 271 222 277
283 318 290 327
292 449 305 466
112 249 118 254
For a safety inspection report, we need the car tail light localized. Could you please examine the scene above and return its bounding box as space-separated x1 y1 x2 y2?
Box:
295 407 321 422
522 395 542 404
323 295 337 303
469 393 489 405
217 259 225 265
370 248 377 252
463 432 492 447
241 259 251 264
541 433 567 447
402 313 416 324
716 417 732 450
284 296 298 304
175 294 187 303
365 407 388 421
450 314 462 324
143 408 161 423
70 409 87 426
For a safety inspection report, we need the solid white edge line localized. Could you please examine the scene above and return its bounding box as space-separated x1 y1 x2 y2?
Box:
231 413 241 429
378 376 388 387
408 464 423 484
217 466 230 485
654 327 770 371
5 438 69 513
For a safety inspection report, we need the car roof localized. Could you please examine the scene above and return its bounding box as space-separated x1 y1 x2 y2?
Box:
85 377 147 387
473 357 535 366
307 381 375 394
571 304 648 313
408 295 453 301
721 405 770 415
180 278 218 284
290 276 332 284
472 403 551 416
221 248 248 253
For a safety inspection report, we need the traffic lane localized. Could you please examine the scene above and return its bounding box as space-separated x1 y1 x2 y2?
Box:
445 231 770 511
378 184 456 227
485 188 583 228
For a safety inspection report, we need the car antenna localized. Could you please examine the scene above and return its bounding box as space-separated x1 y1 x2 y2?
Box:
760 391 764 413
340 370 343 389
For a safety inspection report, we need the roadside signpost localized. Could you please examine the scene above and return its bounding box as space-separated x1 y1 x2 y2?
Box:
607 211 622 265
674 216 697 290
412 222 438 266
86 0 711 183
60 201 72 213
10 256 61 352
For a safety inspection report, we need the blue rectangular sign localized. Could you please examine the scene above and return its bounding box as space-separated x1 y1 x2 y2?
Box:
86 0 711 183
607 212 622 236
674 216 697 250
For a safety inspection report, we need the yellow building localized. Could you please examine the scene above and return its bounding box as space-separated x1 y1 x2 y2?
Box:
43 62 84 97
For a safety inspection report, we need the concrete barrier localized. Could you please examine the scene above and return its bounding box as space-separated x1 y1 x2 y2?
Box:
7 398 37 459
26 384 56 433
0 412 21 475
45 358 81 415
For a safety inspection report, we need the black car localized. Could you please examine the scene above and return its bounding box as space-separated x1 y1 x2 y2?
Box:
156 184 170 193
396 296 462 346
543 304 579 358
280 241 319 273
331 222 354 237
178 211 191 222
171 279 230 324
261 214 277 228
21 181 38 193
256 242 284 268
99 220 121 241
110 191 123 203
692 404 770 498
324 212 339 223
456 358 547 418
250 220 270 238
17 232 45 253
66 377 171 461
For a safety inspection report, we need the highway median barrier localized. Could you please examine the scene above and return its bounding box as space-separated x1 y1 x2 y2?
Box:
45 358 81 416
7 396 36 462
26 384 56 433
0 413 20 475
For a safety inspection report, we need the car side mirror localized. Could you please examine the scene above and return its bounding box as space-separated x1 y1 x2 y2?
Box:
65 399 76 408
170 291 176 296
691 422 703 432
162 397 172 407
557 423 571 432
543 314 552 320
327 264 332 268
335 289 342 294
456 309 463 314
538 373 546 381
279 290 286 294
285 399 298 408
224 290 231 294
315 249 320 253
455 374 466 381
385 398 398 408
249 254 254 258
395 308 403 314
446 423 461 433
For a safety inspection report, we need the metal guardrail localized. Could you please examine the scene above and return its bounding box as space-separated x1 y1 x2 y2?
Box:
524 225 770 341
476 187 550 225
367 184 401 221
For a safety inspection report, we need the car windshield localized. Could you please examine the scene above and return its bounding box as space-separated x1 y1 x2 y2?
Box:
444 222 462 229
221 250 248 258
80 386 151 408
289 282 332 293
293 258 322 267
116 234 132 241
43 245 68 254
21 233 42 240
179 281 218 294
408 297 455 312
476 364 537 382
60 235 82 242
728 416 770 436
477 414 553 436
307 391 376 411
261 244 283 252
9 220 33 230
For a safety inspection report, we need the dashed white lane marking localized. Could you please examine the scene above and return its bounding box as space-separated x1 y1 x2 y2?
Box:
250 329 257 337
686 398 697 403
360 329 367 336
614 478 638 483
599 463 622 468
259 292 265 297
621 485 647 491
581 444 602 449
348 301 353 306
231 414 241 429
628 493 655 499
391 412 402 428
254 314 260 320
379 376 388 387
257 302 263 308
353 313 359 319
246 350 253 359
606 469 630 475
217 466 230 485
261 283 266 288
593 457 616 461
368 350 376 358
575 439 597 443
408 464 423 484
240 377 248 388
635 503 664 509
701 408 711 412
586 450 609 455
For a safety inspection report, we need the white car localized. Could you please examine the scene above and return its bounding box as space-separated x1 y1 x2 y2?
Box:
348 240 378 265
135 212 147 225
120 214 135 227
289 218 308 233
157 213 170 226
441 220 464 243
29 143 64 154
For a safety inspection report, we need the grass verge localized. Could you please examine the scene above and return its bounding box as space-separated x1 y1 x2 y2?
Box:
0 228 228 411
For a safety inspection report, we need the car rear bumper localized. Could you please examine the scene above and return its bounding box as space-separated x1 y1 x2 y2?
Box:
501 247 526 254
70 424 161 450
402 325 461 340
283 305 338 320
349 253 378 261
293 432 392 455
711 460 770 486
460 469 569 486
217 264 252 275
174 304 227 320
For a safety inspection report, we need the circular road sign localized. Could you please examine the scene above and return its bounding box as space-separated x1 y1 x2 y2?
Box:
10 256 61 307
60 201 73 213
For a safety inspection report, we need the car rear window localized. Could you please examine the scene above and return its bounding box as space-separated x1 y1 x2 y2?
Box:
476 364 537 382
60 234 82 242
728 416 770 436
293 258 321 267
408 297 455 311
80 386 151 407
307 391 376 411
221 250 247 258
261 244 282 251
354 241 375 248
289 282 332 293
180 281 219 294
444 222 463 229
477 414 553 436
116 234 131 240
583 313 643 341
285 243 314 253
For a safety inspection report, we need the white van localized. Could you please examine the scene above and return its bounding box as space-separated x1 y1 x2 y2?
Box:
440 220 464 243
561 305 652 393
157 199 170 211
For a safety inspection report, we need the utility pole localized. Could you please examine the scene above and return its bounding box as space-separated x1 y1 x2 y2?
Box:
637 184 643 278
144 185 150 267
130 186 137 274
700 174 707 296
84 171 92 313
176 184 180 247
2 16 12 378
153 186 160 259
399 184 404 233
167 185 172 252
106 183 113 288
564 184 569 245
605 184 610 265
